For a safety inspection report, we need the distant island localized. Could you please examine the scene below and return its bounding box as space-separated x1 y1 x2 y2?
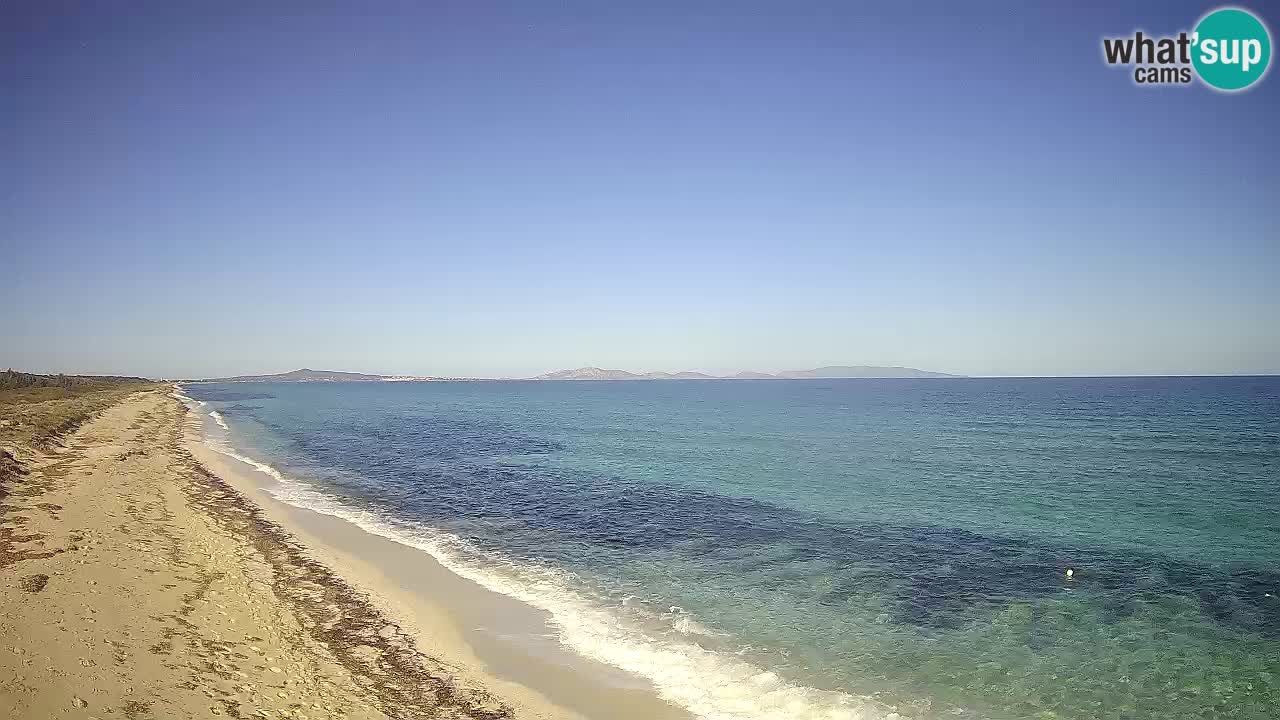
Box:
193 368 447 383
191 366 961 383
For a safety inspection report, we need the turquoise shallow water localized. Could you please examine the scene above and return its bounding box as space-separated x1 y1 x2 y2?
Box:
183 377 1280 719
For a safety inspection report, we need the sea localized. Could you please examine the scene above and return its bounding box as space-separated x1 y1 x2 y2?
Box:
179 377 1280 720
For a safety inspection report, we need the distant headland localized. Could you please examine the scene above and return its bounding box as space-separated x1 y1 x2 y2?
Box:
193 368 448 383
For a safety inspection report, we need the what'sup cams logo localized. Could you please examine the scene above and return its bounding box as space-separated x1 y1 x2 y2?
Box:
1103 6 1271 91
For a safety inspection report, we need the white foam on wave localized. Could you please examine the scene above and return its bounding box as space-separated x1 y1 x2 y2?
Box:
173 389 287 484
196 425 903 720
170 388 204 410
672 613 725 638
206 439 288 484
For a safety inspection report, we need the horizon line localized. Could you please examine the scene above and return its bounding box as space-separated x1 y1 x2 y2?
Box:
8 367 1280 382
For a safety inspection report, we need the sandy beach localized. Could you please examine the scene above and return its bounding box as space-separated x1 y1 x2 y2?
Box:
0 387 686 719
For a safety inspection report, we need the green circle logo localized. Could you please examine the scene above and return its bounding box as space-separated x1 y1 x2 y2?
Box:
1192 7 1272 91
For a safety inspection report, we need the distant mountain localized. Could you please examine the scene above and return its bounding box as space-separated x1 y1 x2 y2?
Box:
198 368 440 383
530 366 959 380
530 367 643 381
636 370 716 379
776 365 958 379
667 370 717 379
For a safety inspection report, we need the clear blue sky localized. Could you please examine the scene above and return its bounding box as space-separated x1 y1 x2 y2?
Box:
3 1 1277 378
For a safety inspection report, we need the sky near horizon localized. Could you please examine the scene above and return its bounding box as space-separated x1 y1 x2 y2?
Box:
3 1 1278 379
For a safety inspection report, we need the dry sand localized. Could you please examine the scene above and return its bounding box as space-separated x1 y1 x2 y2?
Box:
0 388 686 719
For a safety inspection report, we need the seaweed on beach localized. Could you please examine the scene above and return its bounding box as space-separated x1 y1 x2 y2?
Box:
172 417 513 719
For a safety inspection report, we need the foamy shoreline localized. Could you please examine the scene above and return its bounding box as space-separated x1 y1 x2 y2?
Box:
177 386 691 720
176 384 911 720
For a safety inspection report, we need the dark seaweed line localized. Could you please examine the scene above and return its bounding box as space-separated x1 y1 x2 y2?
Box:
171 413 514 719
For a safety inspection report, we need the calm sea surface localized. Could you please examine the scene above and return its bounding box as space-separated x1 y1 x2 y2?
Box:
182 377 1280 720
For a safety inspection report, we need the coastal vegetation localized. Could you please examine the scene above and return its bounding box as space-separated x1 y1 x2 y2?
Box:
0 370 155 461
